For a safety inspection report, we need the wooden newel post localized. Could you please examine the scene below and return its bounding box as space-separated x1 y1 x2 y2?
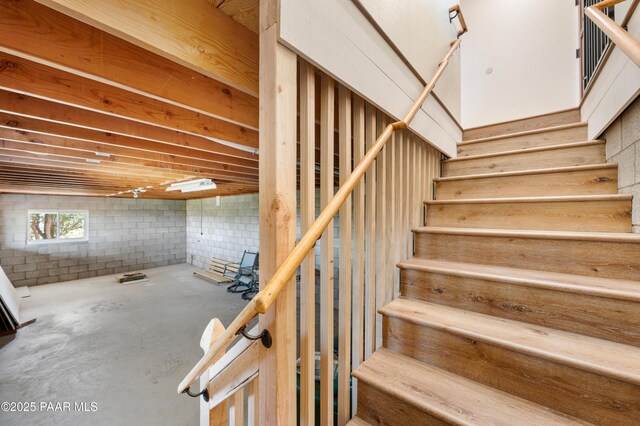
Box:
258 0 297 424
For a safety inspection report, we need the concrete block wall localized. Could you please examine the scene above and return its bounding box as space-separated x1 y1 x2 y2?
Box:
0 194 187 287
604 95 640 232
186 194 259 268
186 190 342 272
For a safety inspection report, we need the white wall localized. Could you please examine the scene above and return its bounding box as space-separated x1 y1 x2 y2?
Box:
460 0 580 128
357 0 461 120
279 0 461 157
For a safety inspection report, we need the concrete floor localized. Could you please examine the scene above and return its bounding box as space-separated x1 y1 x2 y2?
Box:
0 263 248 426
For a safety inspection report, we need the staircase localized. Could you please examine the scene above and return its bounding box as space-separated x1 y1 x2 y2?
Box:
350 111 640 425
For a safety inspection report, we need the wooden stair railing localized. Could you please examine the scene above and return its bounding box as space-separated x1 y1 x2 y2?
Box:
585 0 640 67
178 37 463 398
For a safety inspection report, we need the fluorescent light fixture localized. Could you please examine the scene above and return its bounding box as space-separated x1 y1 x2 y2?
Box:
85 158 101 164
166 178 216 193
180 182 217 193
95 152 111 157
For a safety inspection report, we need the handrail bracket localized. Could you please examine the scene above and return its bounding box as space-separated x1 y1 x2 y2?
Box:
236 326 273 349
183 386 210 402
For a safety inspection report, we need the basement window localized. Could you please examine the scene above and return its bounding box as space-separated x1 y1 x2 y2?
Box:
27 210 88 244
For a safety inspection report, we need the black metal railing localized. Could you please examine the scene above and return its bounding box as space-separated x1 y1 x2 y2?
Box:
583 0 615 88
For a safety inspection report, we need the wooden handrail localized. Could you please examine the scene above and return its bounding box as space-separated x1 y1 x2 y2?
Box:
449 5 468 38
585 0 640 67
178 36 463 395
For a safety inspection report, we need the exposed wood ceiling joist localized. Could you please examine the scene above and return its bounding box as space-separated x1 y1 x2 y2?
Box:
0 90 258 161
0 52 258 149
1 0 258 129
0 113 259 172
209 0 259 34
0 0 260 199
34 0 259 95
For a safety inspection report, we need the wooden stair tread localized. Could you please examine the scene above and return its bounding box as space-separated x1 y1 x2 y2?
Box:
346 417 372 426
433 163 617 182
412 226 640 243
445 140 603 163
397 258 640 302
424 193 631 205
353 348 586 426
380 299 640 386
460 122 587 145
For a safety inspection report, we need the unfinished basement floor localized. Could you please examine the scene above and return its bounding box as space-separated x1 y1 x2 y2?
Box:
0 263 248 426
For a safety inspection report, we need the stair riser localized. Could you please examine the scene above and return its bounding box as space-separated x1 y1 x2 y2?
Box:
425 199 632 232
443 143 605 177
459 126 587 157
435 167 618 200
384 316 640 425
463 110 581 140
400 268 640 346
413 232 640 280
357 382 448 426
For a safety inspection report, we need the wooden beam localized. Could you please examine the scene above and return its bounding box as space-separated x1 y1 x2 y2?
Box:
35 0 259 95
209 0 259 34
258 3 297 422
0 52 258 149
0 163 182 185
0 153 192 180
1 0 258 129
0 112 258 170
0 143 225 179
0 138 258 182
0 90 258 161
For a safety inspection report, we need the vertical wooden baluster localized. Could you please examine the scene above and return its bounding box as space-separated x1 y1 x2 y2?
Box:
409 136 420 253
385 131 395 305
229 388 245 426
408 134 415 256
374 111 386 350
338 85 352 426
424 145 429 229
320 73 335 426
394 132 403 297
247 378 259 426
351 95 365 414
436 148 441 200
299 60 316 426
364 104 376 359
403 133 410 259
258 9 297 423
418 138 422 228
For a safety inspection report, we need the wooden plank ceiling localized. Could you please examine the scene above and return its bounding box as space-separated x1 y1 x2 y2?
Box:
0 0 260 199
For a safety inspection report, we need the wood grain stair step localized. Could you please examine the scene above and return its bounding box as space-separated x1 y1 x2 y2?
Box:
381 299 640 423
442 140 605 177
352 347 585 426
346 416 372 426
463 108 581 140
434 163 618 200
397 258 640 345
424 194 632 232
412 226 640 280
458 123 588 157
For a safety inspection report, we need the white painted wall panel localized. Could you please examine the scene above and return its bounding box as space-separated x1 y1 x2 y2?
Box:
460 0 580 128
357 0 461 120
279 0 460 157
